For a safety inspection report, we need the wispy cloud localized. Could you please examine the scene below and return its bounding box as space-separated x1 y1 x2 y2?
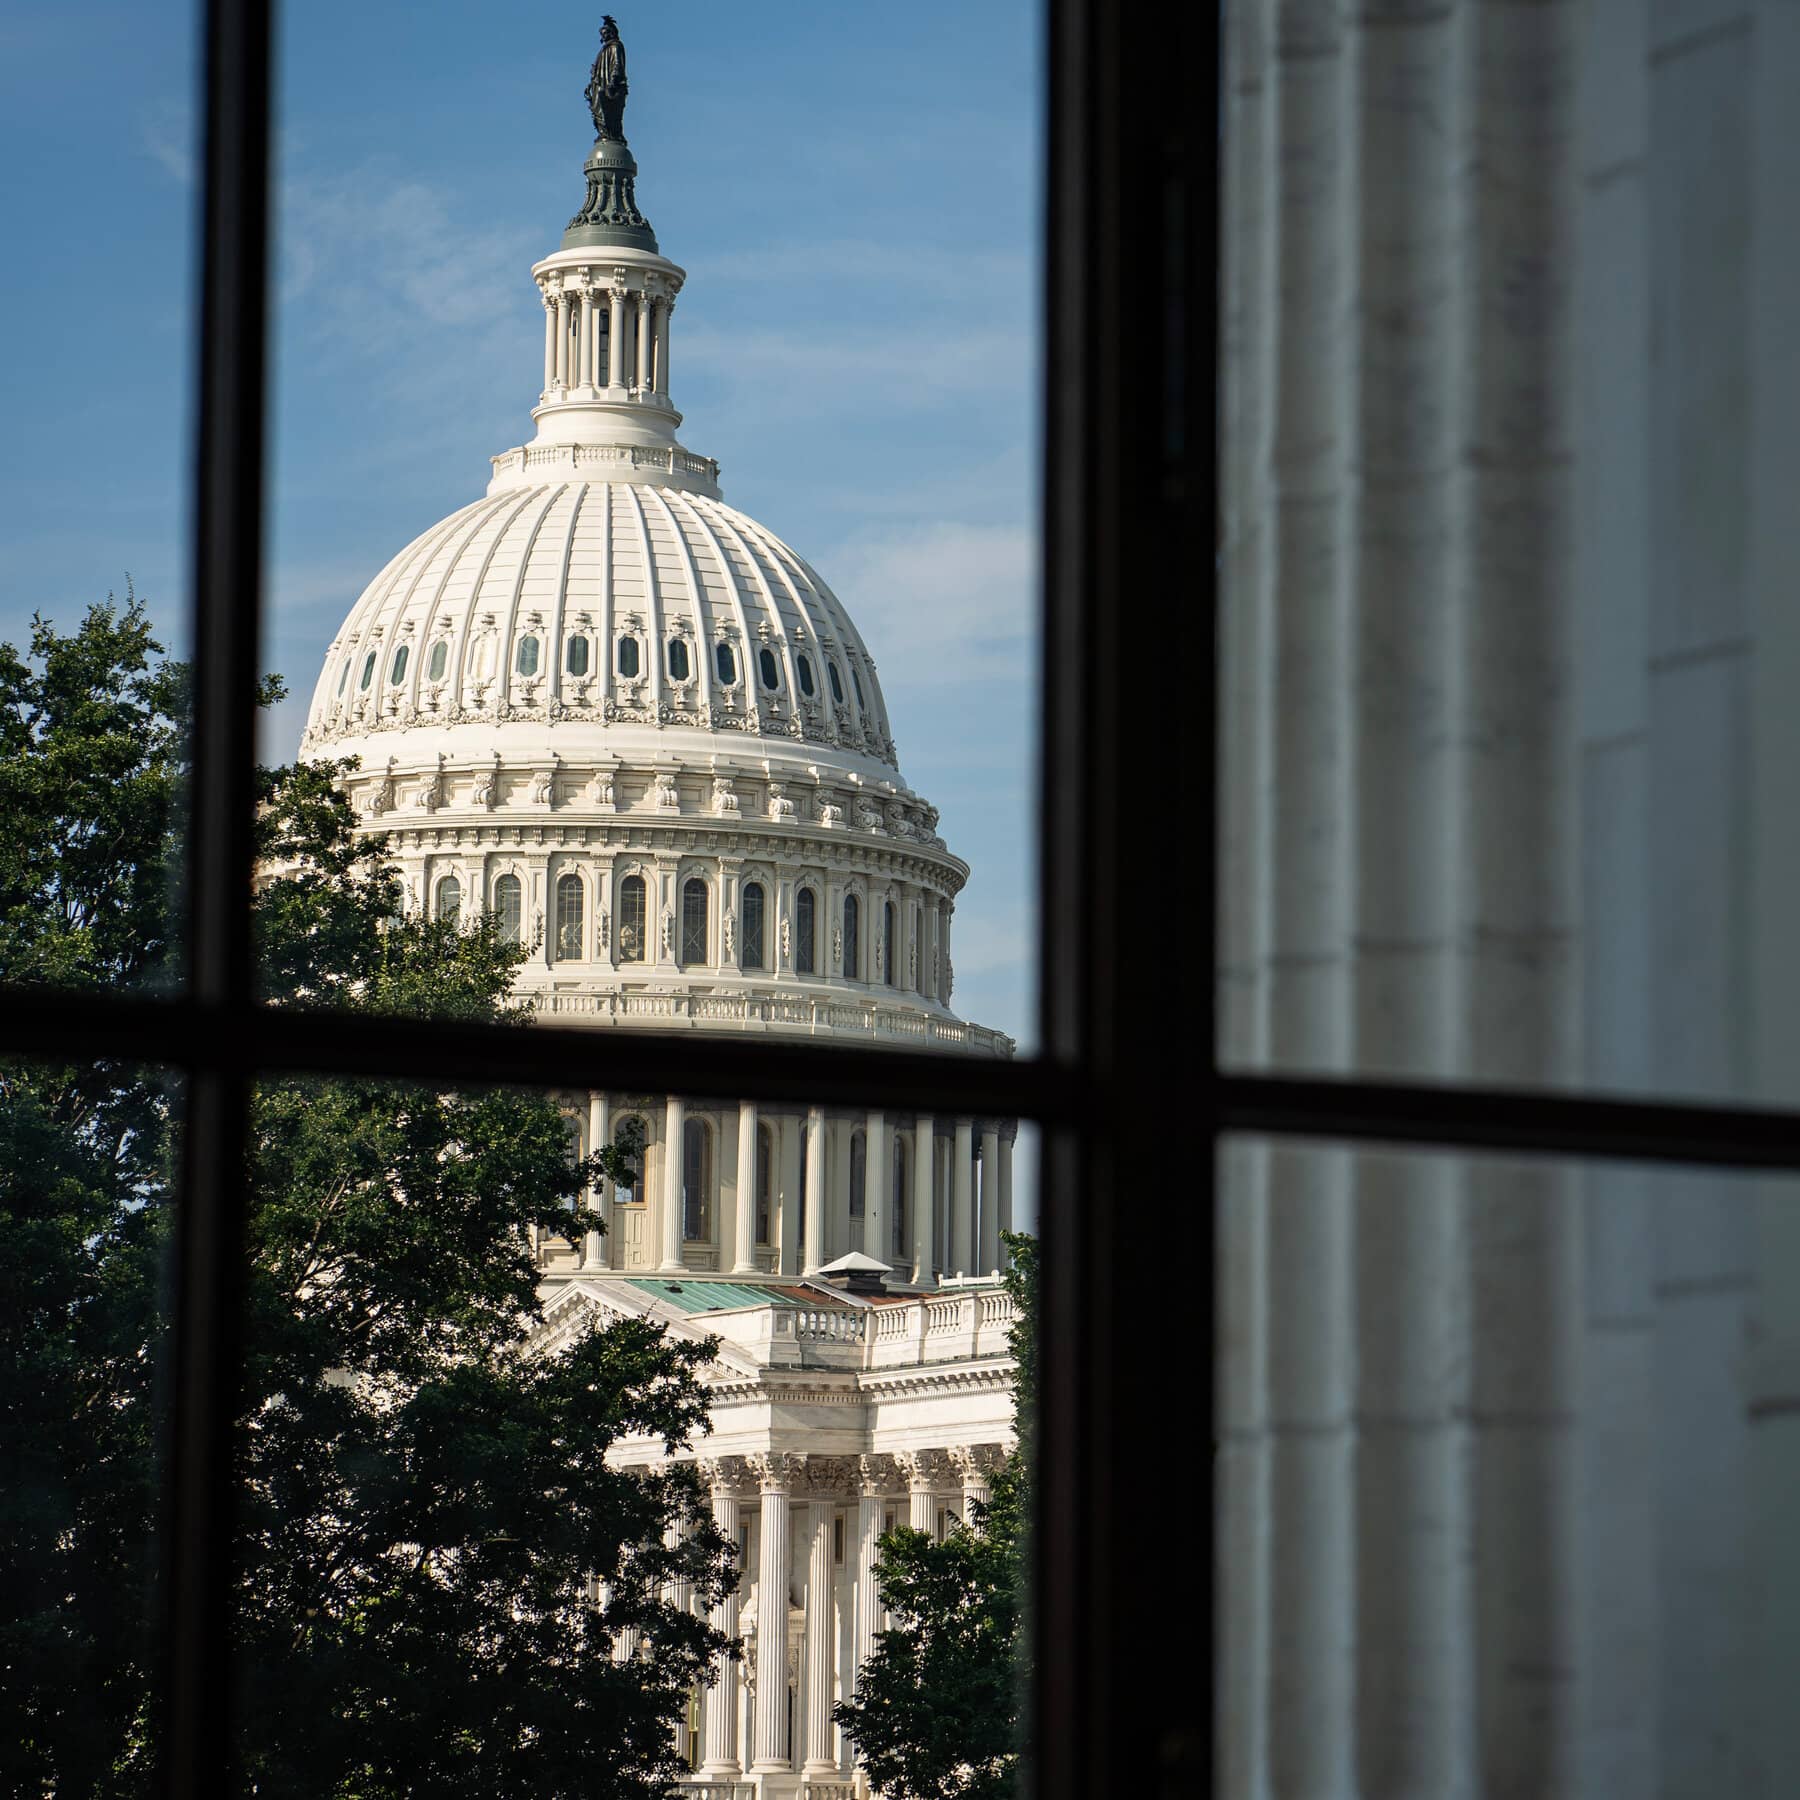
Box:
139 98 195 188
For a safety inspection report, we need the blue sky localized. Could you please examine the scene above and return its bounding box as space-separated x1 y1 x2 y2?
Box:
0 2 1042 1056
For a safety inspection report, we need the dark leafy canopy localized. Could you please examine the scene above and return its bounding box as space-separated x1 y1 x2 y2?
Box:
834 1232 1037 1800
0 602 735 1799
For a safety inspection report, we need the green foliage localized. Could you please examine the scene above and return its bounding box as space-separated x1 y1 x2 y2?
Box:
0 603 735 1798
833 1231 1037 1800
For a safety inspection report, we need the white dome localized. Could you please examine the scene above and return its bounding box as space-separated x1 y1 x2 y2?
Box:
303 479 899 779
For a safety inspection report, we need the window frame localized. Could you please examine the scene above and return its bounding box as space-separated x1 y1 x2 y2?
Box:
1 6 1792 1796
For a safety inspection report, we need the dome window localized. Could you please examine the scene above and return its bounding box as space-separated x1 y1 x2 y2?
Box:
826 660 845 705
554 871 584 961
760 647 782 691
566 636 590 678
843 892 861 979
796 653 816 698
667 638 691 682
715 641 737 686
681 877 708 966
617 635 640 680
516 636 541 678
492 873 522 943
435 874 462 926
849 1129 867 1219
426 640 448 682
851 666 866 709
682 1117 713 1242
892 1137 909 1258
359 652 377 692
618 873 647 963
883 900 897 987
336 659 350 698
741 881 766 971
795 886 816 975
389 646 409 686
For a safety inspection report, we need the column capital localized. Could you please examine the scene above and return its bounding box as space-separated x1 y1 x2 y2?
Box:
697 1453 754 1499
895 1447 955 1493
950 1444 1005 1483
856 1451 902 1498
798 1453 857 1501
748 1450 802 1495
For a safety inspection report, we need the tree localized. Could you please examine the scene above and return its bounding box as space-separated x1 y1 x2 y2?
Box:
834 1232 1037 1800
0 601 737 1797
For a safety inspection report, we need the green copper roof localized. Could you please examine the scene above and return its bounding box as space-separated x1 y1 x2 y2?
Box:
563 139 658 253
627 1278 813 1315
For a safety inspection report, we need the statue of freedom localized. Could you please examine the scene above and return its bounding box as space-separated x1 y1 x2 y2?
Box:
586 16 629 143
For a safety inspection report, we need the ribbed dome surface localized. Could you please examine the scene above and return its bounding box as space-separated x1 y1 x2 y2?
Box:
302 480 897 772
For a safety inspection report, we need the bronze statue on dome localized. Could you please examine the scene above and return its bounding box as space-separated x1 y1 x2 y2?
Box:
586 16 630 143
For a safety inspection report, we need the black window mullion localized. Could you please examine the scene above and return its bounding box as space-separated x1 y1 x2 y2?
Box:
162 0 273 1792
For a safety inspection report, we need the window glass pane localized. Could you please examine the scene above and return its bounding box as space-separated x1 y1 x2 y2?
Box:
435 873 461 925
741 882 766 972
389 644 409 685
617 635 640 679
566 635 590 677
681 877 708 966
826 659 845 705
715 641 736 685
1 7 199 998
843 893 861 981
493 871 523 942
796 886 817 975
760 646 781 690
618 873 647 964
1220 0 1800 1109
555 871 584 960
516 635 540 677
427 639 448 681
796 653 815 698
668 637 690 682
1218 1134 1792 1791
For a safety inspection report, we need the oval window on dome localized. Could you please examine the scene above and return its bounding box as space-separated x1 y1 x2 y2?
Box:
715 641 737 686
566 635 590 677
617 635 640 679
515 636 540 678
337 659 350 698
826 660 845 705
668 638 691 682
389 645 409 686
796 653 815 698
359 651 377 692
760 647 781 691
851 666 866 709
426 640 448 682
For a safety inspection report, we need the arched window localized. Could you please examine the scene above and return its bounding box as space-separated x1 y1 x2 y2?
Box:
883 901 897 987
843 893 861 980
795 887 816 975
389 645 409 686
913 907 925 994
849 1129 867 1219
566 635 590 677
892 1137 909 1258
755 1123 774 1245
852 666 866 709
618 873 647 963
667 637 691 682
555 872 584 961
682 1118 712 1241
516 636 540 677
492 873 522 943
681 878 708 966
759 646 781 690
359 651 377 691
617 635 641 679
427 640 448 681
435 874 461 925
826 660 845 705
715 642 737 685
796 653 816 698
741 882 766 971
614 1117 645 1207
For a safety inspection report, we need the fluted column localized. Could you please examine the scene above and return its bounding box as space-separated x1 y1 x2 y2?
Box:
541 296 556 393
700 1464 744 1780
911 1114 936 1284
803 1106 827 1273
554 290 571 388
734 1101 759 1273
852 1455 892 1701
801 1492 838 1779
660 1095 685 1271
654 294 673 396
997 1127 1014 1267
577 290 594 388
586 1090 611 1267
953 1445 998 1526
978 1123 1001 1273
902 1449 941 1534
636 290 653 390
777 1115 802 1278
751 1456 794 1774
864 1111 889 1268
607 281 626 387
951 1119 974 1276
